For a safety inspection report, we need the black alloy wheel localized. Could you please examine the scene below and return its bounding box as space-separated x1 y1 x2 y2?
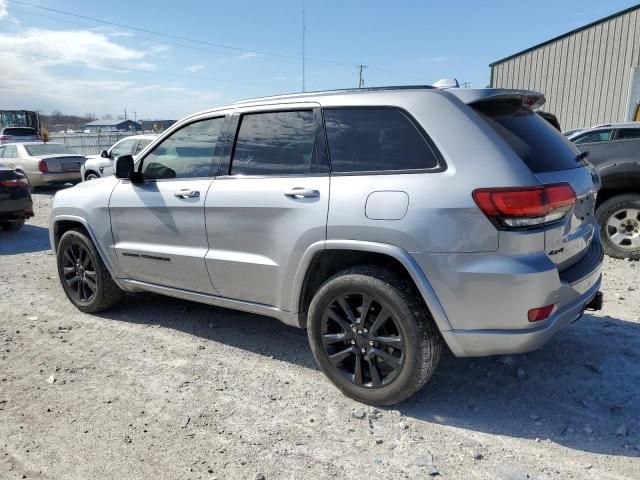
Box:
61 240 98 303
307 266 442 406
321 292 405 388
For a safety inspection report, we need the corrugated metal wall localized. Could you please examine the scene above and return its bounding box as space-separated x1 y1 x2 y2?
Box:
491 7 640 130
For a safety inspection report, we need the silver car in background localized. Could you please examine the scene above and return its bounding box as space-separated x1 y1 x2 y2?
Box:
81 134 157 181
0 127 41 145
0 142 84 189
49 86 603 405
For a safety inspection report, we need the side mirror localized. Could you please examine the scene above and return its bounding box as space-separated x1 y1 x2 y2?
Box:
114 155 135 180
100 149 110 158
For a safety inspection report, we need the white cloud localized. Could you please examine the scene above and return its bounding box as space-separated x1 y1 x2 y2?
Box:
185 64 204 73
237 52 259 61
0 28 220 118
431 56 449 63
0 0 8 18
0 29 147 69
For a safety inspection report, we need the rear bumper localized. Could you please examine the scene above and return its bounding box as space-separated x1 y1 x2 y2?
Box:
0 194 33 219
441 276 601 357
413 235 604 357
29 171 81 186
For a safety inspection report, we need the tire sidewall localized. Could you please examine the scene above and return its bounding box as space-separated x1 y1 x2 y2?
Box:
56 230 106 309
597 194 640 260
308 271 425 405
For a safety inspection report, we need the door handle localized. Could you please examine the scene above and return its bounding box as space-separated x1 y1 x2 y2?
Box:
284 187 320 199
174 189 200 199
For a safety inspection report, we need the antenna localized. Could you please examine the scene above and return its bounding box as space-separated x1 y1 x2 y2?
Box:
357 64 368 88
302 0 306 92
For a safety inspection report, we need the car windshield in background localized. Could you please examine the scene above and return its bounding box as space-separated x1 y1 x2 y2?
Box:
473 100 581 173
24 144 74 156
4 127 37 136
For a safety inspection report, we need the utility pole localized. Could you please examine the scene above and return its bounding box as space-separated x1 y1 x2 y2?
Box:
124 108 127 121
356 64 368 88
133 111 137 123
302 0 306 92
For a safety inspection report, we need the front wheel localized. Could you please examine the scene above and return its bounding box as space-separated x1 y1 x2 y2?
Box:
307 266 442 406
56 228 124 312
596 194 640 260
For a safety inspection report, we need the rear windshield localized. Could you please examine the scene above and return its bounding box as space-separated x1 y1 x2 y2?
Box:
24 144 74 156
3 127 37 136
473 101 581 173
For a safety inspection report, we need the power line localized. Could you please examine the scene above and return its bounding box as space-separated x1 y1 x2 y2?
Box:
9 7 280 62
6 51 299 89
7 0 336 65
7 0 425 79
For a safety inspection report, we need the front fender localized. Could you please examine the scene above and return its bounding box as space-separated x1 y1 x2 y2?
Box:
49 177 121 278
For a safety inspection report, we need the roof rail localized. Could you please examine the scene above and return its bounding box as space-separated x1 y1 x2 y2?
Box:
232 84 436 105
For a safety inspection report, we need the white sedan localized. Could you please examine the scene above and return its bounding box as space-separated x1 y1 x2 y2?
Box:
81 134 157 181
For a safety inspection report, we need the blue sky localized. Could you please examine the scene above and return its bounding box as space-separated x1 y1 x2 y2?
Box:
0 0 638 119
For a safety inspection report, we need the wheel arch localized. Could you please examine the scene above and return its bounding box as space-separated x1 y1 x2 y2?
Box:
292 240 454 336
596 170 640 207
51 215 120 281
83 169 99 181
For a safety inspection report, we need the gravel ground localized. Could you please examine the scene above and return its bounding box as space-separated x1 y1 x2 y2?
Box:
1 190 639 480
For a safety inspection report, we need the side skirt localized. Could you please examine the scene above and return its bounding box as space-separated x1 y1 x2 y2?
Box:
118 279 302 328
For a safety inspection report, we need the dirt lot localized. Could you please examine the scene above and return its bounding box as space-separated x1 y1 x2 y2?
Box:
1 190 639 479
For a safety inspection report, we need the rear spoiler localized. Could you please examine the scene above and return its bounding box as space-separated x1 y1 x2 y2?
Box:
446 88 546 109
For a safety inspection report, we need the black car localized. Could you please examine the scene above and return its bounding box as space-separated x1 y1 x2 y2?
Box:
0 167 33 231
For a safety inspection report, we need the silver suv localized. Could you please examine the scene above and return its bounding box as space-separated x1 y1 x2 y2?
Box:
50 86 604 405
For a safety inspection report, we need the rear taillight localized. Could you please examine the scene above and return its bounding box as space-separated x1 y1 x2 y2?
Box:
472 183 576 229
0 178 28 188
0 135 11 141
32 135 41 141
38 159 49 173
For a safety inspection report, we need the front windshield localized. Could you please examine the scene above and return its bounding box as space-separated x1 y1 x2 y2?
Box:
0 111 39 129
24 144 75 156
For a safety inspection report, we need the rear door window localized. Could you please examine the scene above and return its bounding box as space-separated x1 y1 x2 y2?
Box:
4 145 17 158
473 101 581 173
615 128 640 140
229 110 316 176
572 129 613 144
324 108 440 173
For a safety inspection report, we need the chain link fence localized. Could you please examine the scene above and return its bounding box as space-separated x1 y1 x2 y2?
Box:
48 132 144 156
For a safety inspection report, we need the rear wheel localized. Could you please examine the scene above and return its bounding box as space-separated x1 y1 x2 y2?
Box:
84 171 99 181
596 194 640 260
56 228 124 312
0 219 25 231
307 266 442 406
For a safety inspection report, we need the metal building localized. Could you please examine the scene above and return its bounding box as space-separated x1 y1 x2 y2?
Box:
490 4 640 130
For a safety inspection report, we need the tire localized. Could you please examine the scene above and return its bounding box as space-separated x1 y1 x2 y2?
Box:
307 265 442 406
85 172 99 181
56 228 124 313
0 219 25 231
596 194 640 260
